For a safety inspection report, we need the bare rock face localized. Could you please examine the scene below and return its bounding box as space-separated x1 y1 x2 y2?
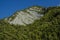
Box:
6 6 45 26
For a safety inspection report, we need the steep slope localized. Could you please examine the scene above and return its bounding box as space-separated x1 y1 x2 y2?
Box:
0 6 60 40
5 6 45 26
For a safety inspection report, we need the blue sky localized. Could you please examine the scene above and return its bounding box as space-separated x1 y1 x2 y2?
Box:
0 0 60 19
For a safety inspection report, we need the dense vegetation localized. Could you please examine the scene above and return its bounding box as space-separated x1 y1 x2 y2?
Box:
0 6 60 40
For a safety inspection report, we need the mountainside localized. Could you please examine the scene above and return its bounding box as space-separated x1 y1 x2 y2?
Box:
0 6 60 40
5 6 45 26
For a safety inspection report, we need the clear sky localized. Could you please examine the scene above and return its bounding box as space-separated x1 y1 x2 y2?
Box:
0 0 60 19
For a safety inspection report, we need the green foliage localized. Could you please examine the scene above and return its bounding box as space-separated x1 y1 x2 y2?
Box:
0 6 60 40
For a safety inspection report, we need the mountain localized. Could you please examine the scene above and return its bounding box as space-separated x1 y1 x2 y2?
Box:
0 6 60 40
